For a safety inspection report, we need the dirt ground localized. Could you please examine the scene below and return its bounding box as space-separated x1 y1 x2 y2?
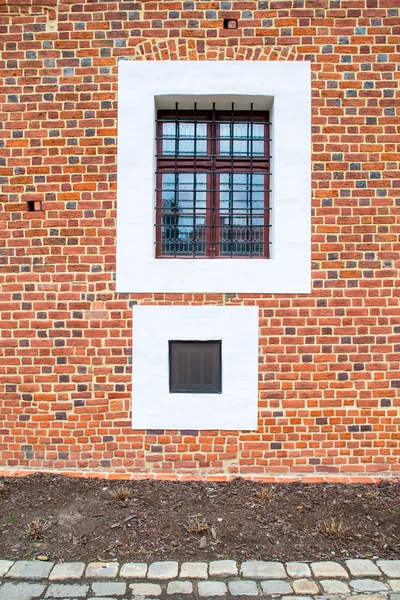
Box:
0 474 399 563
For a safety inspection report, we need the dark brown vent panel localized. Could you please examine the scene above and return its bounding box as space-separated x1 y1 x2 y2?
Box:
169 340 222 393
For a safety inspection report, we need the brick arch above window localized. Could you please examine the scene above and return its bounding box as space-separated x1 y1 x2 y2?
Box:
127 39 300 62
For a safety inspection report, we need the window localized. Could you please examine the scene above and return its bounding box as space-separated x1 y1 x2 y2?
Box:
169 340 222 393
156 105 270 258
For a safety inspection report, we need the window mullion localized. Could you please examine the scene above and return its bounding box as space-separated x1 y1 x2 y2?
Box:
193 103 197 258
230 102 234 258
210 105 217 257
205 118 214 259
249 103 253 258
174 103 179 259
265 120 270 259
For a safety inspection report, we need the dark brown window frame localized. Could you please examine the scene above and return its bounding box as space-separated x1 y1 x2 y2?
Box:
155 104 271 259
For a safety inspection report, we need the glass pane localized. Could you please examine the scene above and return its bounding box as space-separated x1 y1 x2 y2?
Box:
219 173 265 256
162 122 207 155
162 123 176 155
220 122 265 156
161 173 207 255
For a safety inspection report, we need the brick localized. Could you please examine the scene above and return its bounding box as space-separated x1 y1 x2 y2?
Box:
345 597 386 600
198 581 228 596
228 580 258 595
45 584 90 597
85 563 119 579
91 581 126 596
49 562 85 580
261 580 293 594
167 580 193 594
346 559 382 577
241 561 286 579
389 580 400 591
119 562 148 578
0 561 14 577
147 561 179 579
0 583 46 600
292 579 319 594
281 597 312 600
320 579 351 594
209 560 238 577
87 598 120 600
129 583 162 596
6 561 54 580
180 562 208 579
350 579 389 592
285 562 311 578
311 561 349 579
377 561 400 578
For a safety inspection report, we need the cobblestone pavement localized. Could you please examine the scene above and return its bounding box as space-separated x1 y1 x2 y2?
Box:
1 558 400 599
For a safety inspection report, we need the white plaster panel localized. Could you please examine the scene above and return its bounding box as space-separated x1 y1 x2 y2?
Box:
117 60 311 293
132 305 259 430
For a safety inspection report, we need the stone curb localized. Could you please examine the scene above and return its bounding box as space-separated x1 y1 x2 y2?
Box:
2 468 399 485
1 559 400 599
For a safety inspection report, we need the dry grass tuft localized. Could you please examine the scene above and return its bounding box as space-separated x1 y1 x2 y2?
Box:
256 485 274 502
185 513 208 534
112 486 132 502
320 517 347 538
27 518 52 540
367 488 380 499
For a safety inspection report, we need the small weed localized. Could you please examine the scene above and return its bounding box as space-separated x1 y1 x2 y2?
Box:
368 488 380 499
27 518 52 540
320 517 347 538
256 485 274 502
388 508 397 515
7 515 15 521
185 513 208 534
112 486 132 502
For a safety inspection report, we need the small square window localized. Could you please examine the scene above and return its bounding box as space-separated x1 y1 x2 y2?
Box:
169 340 222 393
27 200 42 212
223 18 238 29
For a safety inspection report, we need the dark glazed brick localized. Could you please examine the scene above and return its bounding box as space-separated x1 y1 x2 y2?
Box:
151 445 163 452
270 442 282 450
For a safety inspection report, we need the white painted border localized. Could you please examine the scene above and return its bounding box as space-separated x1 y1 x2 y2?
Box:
117 60 311 293
132 306 259 430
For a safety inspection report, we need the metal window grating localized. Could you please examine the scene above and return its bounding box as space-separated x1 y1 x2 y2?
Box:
155 103 271 258
169 340 222 393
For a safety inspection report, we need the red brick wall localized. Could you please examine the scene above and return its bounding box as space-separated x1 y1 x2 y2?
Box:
0 0 399 478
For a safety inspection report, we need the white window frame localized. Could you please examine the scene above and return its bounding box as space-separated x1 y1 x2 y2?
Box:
132 305 259 430
117 60 311 293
